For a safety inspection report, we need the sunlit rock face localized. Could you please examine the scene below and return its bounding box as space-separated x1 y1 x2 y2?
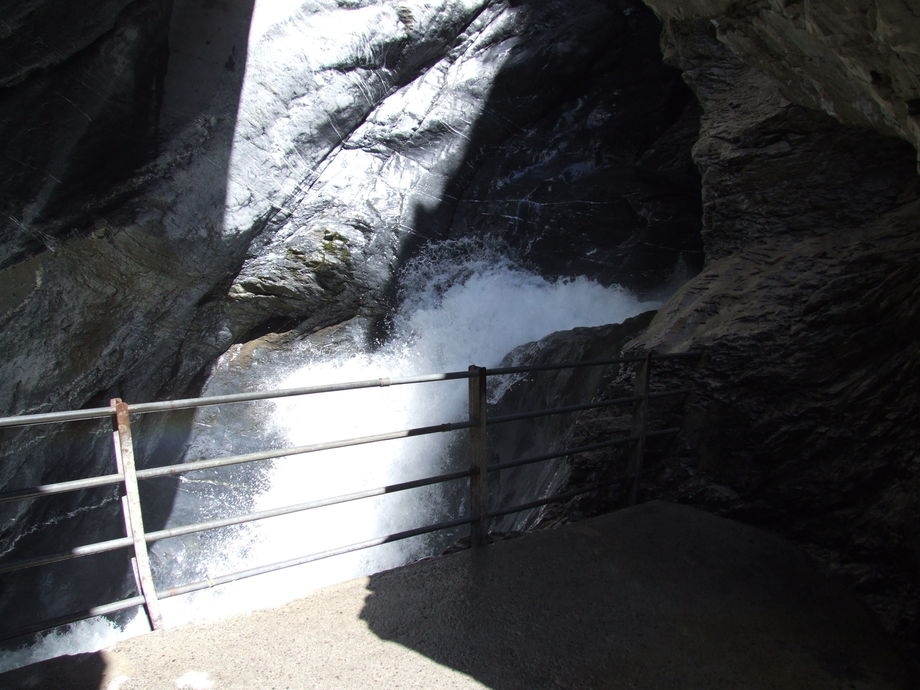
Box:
223 0 702 341
0 0 700 632
0 0 698 421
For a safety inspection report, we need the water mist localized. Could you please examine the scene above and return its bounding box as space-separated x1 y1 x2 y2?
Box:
0 240 655 670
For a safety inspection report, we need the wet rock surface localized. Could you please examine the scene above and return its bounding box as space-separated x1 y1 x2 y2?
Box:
0 0 698 435
0 0 700 641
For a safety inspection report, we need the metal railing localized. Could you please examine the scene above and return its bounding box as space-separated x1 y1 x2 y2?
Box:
0 351 698 642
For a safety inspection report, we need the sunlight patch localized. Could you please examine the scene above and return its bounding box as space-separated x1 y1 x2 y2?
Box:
175 670 216 690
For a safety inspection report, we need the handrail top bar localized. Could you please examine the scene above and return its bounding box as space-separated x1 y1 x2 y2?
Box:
483 351 700 377
0 371 471 428
0 406 114 429
0 350 702 428
487 356 642 376
126 370 475 415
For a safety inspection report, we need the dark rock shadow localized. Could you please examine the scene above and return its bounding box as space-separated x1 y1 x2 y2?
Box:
0 0 256 672
373 0 702 342
485 312 656 533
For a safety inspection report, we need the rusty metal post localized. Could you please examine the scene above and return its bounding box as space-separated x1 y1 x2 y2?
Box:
626 353 651 506
468 366 489 547
111 399 162 630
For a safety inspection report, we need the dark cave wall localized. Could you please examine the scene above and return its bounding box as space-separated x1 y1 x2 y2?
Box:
642 0 920 171
627 0 920 653
0 0 176 267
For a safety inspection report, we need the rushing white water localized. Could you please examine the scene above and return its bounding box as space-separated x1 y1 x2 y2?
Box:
165 243 658 617
0 244 655 671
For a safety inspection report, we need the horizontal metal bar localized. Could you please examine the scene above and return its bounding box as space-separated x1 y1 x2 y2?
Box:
486 429 681 519
0 406 114 429
0 535 133 576
0 373 474 429
0 352 702 430
0 472 125 505
489 390 688 427
489 395 640 425
159 515 475 599
0 595 147 643
126 371 475 416
136 420 473 480
488 427 679 475
488 437 638 474
487 356 645 377
145 467 474 544
486 479 615 520
1 512 476 640
486 351 701 378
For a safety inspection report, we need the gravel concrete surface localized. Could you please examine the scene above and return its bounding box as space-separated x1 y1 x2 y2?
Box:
1 501 912 689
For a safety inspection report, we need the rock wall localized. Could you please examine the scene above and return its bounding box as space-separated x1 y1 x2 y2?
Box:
641 0 920 172
625 0 920 661
486 312 655 533
3 0 916 667
0 0 698 441
0 0 700 635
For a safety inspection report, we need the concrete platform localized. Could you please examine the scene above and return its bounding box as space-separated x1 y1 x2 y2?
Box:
2 501 912 689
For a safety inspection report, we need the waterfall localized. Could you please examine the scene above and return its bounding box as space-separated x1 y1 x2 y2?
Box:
155 239 656 620
0 240 655 671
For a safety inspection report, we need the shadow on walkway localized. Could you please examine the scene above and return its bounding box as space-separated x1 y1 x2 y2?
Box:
359 502 912 689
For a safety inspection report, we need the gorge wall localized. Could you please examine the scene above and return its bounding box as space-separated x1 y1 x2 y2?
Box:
0 0 699 636
2 0 918 669
490 0 919 667
607 0 919 661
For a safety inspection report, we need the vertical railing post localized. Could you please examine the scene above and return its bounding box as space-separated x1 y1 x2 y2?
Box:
627 352 651 506
468 365 489 547
111 398 163 630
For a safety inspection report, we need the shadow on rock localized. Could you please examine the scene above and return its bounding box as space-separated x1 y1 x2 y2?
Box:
373 0 702 341
0 0 256 657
